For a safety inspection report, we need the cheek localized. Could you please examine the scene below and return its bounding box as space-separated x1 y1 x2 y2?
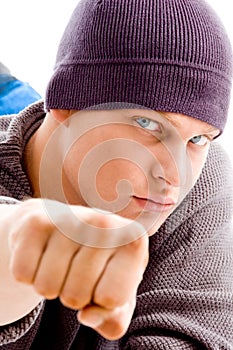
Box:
63 142 150 213
189 148 209 187
96 159 148 201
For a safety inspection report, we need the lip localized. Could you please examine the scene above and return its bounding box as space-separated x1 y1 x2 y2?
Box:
133 196 176 213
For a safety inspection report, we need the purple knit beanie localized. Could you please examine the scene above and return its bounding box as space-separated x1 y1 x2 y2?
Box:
45 0 233 132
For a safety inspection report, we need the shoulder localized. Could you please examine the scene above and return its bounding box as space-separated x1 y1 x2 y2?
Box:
0 101 45 145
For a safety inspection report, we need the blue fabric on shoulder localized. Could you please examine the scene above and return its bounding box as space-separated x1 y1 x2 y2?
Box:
0 74 41 115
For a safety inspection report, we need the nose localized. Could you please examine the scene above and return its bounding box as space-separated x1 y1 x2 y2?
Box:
150 140 192 188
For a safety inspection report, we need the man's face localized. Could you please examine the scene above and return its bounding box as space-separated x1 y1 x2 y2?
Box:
41 108 219 236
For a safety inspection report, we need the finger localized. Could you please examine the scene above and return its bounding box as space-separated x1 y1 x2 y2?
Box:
94 236 148 309
77 298 136 340
60 246 113 309
9 227 48 284
33 233 80 299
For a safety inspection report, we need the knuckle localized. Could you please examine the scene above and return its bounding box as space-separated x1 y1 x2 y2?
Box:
33 282 50 298
94 293 122 309
129 234 148 250
60 295 80 309
24 212 48 233
92 212 112 229
18 199 52 233
34 283 58 300
60 290 89 310
124 235 149 261
11 268 29 283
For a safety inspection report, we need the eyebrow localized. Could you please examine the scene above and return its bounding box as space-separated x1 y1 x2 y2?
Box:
158 111 220 135
159 112 182 128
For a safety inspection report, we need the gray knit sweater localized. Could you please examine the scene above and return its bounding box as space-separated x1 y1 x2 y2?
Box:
0 102 233 349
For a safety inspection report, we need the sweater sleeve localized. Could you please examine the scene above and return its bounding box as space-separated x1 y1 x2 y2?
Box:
119 143 233 350
0 302 45 349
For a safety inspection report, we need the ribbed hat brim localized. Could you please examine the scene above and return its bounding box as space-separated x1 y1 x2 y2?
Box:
45 61 231 132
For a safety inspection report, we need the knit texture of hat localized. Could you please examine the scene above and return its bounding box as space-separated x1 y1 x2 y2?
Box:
45 0 233 132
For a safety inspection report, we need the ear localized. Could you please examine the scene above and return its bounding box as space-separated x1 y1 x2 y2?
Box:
49 109 73 123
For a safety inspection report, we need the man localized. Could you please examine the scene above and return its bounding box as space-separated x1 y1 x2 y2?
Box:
0 0 232 348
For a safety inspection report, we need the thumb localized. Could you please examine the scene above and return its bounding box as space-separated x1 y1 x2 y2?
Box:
77 298 136 340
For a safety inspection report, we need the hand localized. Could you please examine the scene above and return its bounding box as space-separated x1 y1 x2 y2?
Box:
7 198 149 339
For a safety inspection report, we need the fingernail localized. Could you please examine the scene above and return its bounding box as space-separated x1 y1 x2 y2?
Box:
79 313 103 328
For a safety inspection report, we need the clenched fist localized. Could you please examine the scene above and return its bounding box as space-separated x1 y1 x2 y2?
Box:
6 198 149 339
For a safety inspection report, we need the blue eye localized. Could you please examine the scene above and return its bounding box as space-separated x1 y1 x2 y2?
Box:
190 135 209 146
136 117 160 131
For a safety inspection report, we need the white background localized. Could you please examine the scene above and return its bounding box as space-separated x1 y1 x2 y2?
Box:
0 0 232 160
